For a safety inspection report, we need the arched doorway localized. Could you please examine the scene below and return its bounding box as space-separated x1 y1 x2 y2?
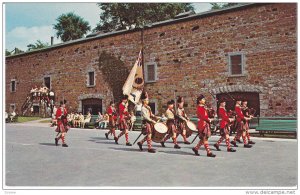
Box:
82 98 102 115
216 92 260 116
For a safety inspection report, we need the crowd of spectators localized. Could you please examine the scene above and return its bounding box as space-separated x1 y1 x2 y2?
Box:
51 109 109 129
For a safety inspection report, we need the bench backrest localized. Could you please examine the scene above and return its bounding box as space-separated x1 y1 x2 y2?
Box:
257 119 297 131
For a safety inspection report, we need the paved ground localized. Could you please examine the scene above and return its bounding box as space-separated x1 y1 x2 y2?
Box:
4 121 298 188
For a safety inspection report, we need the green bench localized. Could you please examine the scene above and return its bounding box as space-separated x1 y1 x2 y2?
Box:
84 115 99 128
255 118 297 137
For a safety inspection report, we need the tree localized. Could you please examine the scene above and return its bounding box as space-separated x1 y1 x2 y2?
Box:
5 49 12 56
93 3 194 32
27 40 49 51
14 48 24 54
210 3 242 10
53 12 91 42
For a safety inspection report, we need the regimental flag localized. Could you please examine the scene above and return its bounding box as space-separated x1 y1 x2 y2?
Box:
122 50 144 104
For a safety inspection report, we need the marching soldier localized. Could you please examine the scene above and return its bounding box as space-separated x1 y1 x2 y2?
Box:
55 100 70 147
161 100 181 149
137 92 157 153
230 99 252 148
213 99 236 152
241 100 255 144
114 95 132 146
105 101 118 140
192 95 216 157
176 96 191 144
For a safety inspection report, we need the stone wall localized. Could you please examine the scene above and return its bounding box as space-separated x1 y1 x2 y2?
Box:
5 3 297 117
142 3 297 116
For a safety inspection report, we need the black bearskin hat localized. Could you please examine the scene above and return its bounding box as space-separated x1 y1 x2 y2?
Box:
177 96 184 103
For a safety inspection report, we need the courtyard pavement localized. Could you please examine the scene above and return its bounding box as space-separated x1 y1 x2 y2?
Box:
4 121 298 188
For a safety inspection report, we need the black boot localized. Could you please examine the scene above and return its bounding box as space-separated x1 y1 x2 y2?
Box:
148 148 156 153
55 138 58 146
126 142 132 146
248 140 256 144
214 143 221 151
192 147 200 156
114 137 119 144
160 142 166 147
236 139 242 143
244 144 252 148
62 143 68 147
105 133 109 139
231 141 238 147
137 142 143 151
174 144 181 149
207 152 216 158
184 141 191 145
227 148 236 152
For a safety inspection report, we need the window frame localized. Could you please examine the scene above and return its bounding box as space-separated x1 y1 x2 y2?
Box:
10 79 16 92
144 62 157 83
228 52 245 77
149 99 158 115
87 71 95 87
44 76 51 90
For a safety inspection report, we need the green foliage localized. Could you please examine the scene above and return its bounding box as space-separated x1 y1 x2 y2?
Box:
53 12 91 42
98 51 129 103
210 3 241 10
11 48 24 55
27 40 49 51
5 49 11 56
93 3 194 32
17 116 41 123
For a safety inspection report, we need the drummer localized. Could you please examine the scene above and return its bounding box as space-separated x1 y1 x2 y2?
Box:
176 96 191 144
137 92 157 153
161 100 181 149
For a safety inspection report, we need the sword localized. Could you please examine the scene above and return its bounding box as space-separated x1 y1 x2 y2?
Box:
133 132 143 145
191 133 199 144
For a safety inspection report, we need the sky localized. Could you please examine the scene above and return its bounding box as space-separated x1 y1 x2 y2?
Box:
4 2 212 52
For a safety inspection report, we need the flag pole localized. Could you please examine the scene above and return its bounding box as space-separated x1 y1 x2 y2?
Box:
141 26 145 92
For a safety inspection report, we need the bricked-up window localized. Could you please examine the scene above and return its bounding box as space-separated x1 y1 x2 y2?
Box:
228 53 245 76
145 63 157 83
11 80 16 92
88 71 95 86
44 77 51 89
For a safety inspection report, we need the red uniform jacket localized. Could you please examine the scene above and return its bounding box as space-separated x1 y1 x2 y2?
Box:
218 107 230 129
197 105 210 131
119 102 128 121
107 106 117 121
235 106 245 122
56 107 67 126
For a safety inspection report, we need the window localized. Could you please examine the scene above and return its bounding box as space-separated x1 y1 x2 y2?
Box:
145 63 157 83
228 53 245 76
149 99 158 115
10 104 16 112
88 71 95 86
11 80 16 92
44 77 51 89
149 102 156 115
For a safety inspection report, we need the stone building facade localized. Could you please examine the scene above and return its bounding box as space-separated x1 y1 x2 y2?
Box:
5 3 297 117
